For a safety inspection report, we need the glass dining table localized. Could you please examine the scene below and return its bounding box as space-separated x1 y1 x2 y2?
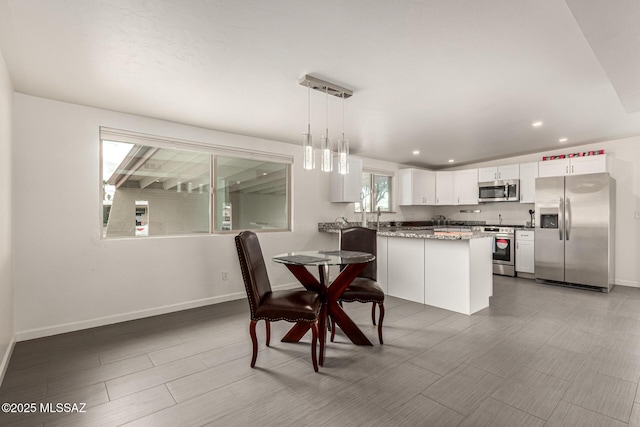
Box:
273 249 376 366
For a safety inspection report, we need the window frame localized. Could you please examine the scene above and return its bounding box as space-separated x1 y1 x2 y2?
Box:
355 168 395 213
99 127 293 238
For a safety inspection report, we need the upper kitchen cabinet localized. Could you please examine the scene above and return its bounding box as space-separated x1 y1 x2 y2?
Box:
330 157 363 202
538 154 607 178
436 170 478 206
398 168 436 205
478 164 520 182
454 169 478 205
519 162 538 203
435 171 455 205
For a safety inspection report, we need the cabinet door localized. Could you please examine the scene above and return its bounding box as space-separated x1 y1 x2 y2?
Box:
516 239 535 274
412 169 427 205
497 164 520 180
331 157 363 202
454 169 478 205
387 237 424 303
435 171 455 205
519 162 538 203
478 167 498 182
423 170 436 205
570 155 606 175
398 169 434 205
376 237 388 294
538 158 570 178
398 169 414 206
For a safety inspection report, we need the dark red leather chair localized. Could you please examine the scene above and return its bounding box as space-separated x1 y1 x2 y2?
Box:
235 231 322 371
332 227 385 344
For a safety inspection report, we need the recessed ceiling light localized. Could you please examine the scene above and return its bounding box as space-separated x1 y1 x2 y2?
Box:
559 138 568 143
532 121 543 127
448 159 454 163
412 150 420 155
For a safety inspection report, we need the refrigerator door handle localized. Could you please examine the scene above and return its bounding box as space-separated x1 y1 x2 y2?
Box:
559 197 564 240
565 197 571 241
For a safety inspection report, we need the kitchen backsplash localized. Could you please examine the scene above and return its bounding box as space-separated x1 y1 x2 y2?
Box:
397 202 534 226
431 202 534 225
331 201 534 226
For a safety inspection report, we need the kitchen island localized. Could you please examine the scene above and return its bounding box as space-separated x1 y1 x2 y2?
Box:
320 224 493 315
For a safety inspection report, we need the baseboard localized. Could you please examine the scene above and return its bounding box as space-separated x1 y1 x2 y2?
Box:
616 279 640 288
16 282 302 342
0 334 16 387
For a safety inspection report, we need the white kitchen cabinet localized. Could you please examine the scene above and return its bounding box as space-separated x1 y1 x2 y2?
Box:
570 154 607 175
454 169 478 205
538 154 607 178
330 157 363 202
435 171 455 205
398 168 436 205
519 162 538 203
516 230 535 276
377 237 388 294
387 237 424 303
478 164 520 182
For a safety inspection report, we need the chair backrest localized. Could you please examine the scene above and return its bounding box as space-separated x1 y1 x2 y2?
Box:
340 227 377 280
235 230 272 319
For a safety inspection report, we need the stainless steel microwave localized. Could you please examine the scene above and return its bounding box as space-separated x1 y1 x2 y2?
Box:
478 180 520 202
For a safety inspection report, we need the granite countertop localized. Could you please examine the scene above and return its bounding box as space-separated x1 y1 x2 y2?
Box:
318 223 492 240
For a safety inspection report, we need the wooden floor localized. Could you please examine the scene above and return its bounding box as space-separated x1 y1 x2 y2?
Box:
2 276 640 426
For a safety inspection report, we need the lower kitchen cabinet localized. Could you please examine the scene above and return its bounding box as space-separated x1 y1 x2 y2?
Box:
386 237 425 303
377 236 388 294
515 230 535 276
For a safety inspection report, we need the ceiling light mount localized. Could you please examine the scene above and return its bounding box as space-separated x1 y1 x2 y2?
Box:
298 75 353 99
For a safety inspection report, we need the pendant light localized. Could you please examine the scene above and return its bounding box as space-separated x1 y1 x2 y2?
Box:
320 86 333 172
298 74 352 173
302 82 315 170
337 93 350 174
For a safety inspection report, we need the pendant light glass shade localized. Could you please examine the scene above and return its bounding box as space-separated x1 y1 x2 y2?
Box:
338 93 349 174
320 135 332 172
302 131 314 170
338 137 349 174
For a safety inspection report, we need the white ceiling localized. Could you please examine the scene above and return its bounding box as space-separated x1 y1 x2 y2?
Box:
1 0 639 169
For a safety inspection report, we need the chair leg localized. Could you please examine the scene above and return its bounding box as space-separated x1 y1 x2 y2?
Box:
319 304 327 367
377 303 385 345
249 320 258 368
330 316 336 342
310 321 319 372
371 303 376 325
265 321 271 347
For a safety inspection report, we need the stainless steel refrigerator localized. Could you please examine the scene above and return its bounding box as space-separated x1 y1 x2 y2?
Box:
535 172 615 292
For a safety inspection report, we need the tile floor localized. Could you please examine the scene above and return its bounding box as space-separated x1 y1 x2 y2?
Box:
2 276 640 426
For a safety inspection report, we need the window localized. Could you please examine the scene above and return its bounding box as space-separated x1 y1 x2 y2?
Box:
100 128 291 238
214 156 289 232
356 171 393 213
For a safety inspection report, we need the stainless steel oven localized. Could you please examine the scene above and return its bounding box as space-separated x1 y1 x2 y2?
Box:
478 226 516 276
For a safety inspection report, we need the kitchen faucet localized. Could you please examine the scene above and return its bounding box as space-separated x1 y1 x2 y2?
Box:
376 207 382 231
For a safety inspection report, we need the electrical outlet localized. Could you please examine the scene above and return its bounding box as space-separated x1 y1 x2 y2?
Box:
221 271 229 281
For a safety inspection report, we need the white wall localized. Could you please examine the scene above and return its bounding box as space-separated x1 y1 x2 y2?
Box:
13 94 396 340
0 50 15 383
442 139 640 287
